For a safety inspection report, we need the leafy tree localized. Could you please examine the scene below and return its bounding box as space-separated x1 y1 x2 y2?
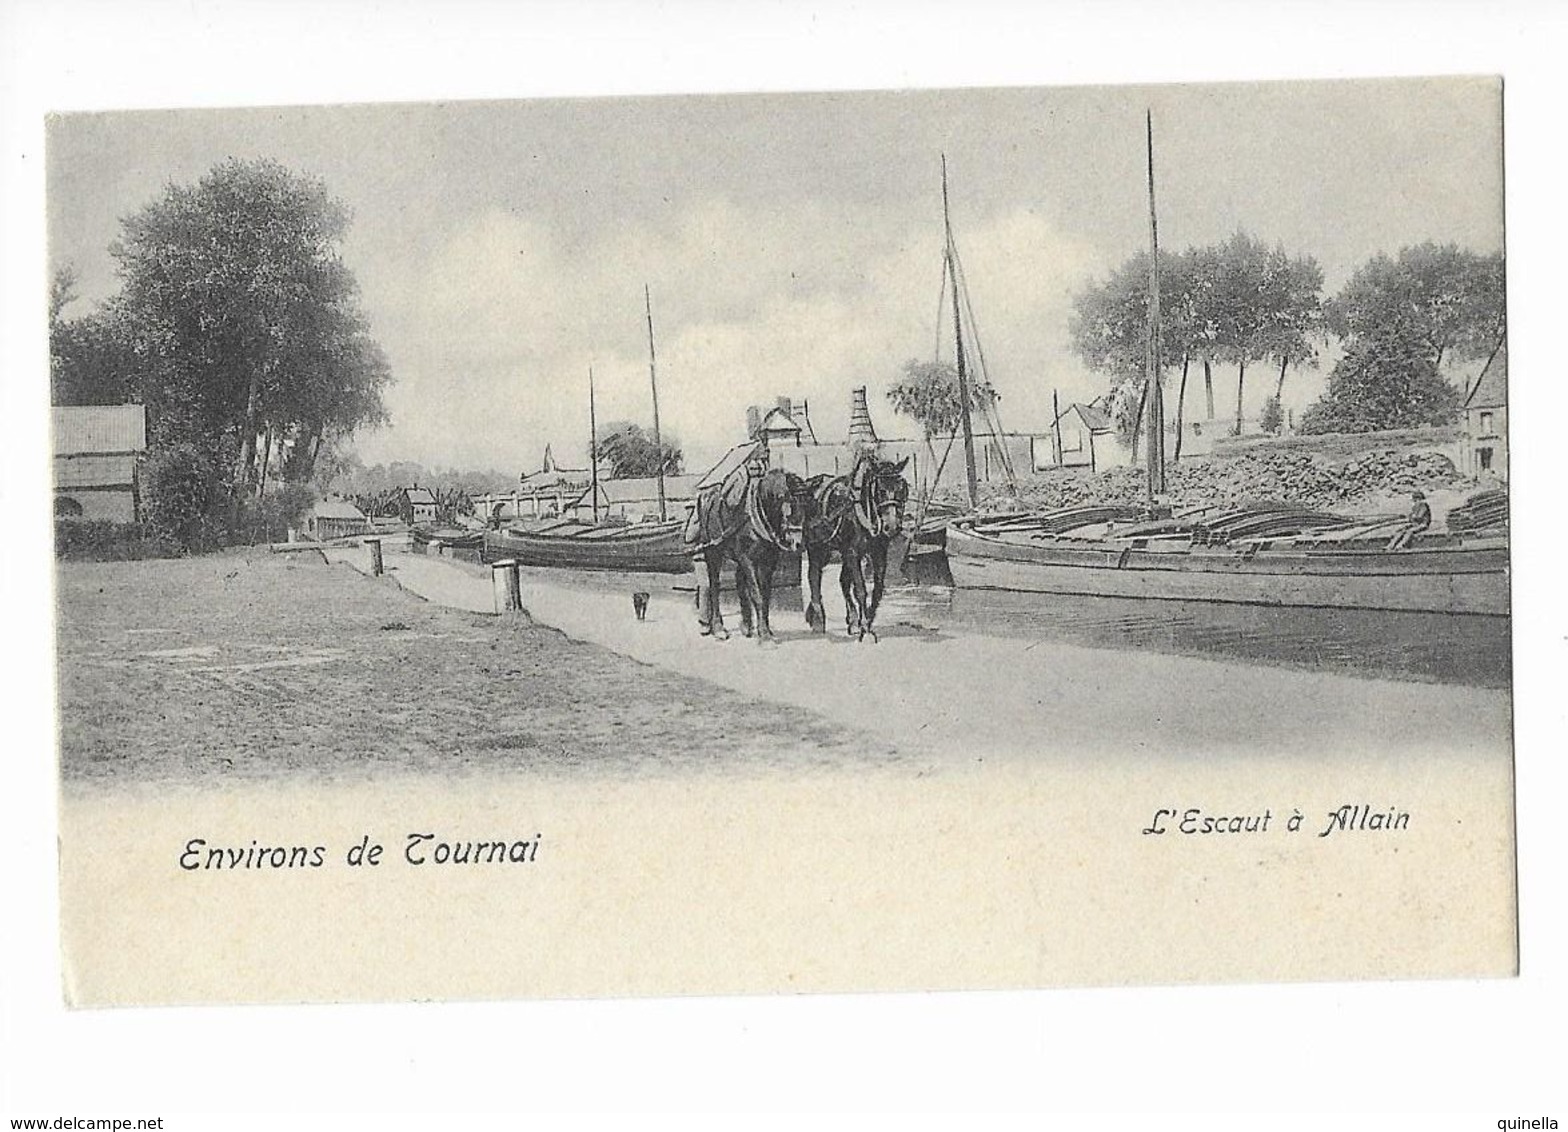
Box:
1324 242 1506 376
108 158 390 489
1208 232 1278 436
51 304 136 406
1299 324 1461 435
1258 251 1324 409
887 359 997 439
887 359 998 489
141 443 218 551
1069 248 1203 459
1259 394 1284 435
593 421 682 479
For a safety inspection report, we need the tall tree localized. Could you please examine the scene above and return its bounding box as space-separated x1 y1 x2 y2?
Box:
887 359 998 491
1208 231 1278 436
1299 323 1461 434
593 421 682 479
108 158 390 490
1069 248 1200 459
1259 250 1325 412
1324 242 1506 377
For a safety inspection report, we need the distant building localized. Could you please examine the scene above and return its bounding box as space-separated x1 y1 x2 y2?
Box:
306 497 369 541
53 405 147 522
711 389 1057 494
1050 401 1118 471
397 486 440 526
565 474 701 523
1463 340 1507 479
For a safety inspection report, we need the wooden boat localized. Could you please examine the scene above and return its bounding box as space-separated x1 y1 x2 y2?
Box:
484 518 805 584
484 518 692 572
412 526 485 553
946 511 1509 616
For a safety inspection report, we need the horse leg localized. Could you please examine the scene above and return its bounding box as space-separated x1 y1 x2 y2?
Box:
806 545 828 633
694 554 712 633
863 540 888 642
734 546 757 638
849 550 871 641
705 552 729 641
838 548 859 636
753 545 778 644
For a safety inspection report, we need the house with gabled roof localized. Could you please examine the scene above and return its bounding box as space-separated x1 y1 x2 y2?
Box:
1463 339 1507 480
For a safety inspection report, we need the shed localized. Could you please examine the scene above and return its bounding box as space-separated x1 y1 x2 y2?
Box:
307 498 370 541
53 405 148 522
1051 402 1120 470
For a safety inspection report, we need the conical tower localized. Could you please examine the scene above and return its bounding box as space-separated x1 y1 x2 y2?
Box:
847 386 879 446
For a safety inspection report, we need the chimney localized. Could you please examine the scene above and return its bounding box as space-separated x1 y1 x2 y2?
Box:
542 444 555 472
847 386 879 445
776 395 793 415
746 405 762 439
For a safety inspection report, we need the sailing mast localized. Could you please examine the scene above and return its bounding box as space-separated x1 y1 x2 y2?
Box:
644 284 668 522
1144 110 1167 502
588 365 601 524
942 154 980 510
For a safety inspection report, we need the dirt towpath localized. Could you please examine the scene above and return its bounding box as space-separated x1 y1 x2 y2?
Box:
326 544 1510 767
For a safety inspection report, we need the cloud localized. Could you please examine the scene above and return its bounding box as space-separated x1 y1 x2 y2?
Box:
352 195 1113 475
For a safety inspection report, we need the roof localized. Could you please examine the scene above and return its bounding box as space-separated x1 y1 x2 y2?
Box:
53 405 147 455
1057 402 1113 432
403 487 438 505
55 453 137 489
574 474 701 507
758 407 802 434
521 468 590 492
697 442 763 489
312 498 366 521
1464 340 1508 410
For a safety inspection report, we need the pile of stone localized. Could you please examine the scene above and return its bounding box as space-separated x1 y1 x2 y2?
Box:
939 447 1469 516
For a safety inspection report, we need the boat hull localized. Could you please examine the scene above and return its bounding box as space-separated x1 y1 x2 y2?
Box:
484 522 803 586
946 525 1510 616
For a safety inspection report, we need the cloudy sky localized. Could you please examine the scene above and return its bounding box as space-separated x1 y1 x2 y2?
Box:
47 77 1503 475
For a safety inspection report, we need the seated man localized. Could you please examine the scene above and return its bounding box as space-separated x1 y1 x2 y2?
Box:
1387 491 1432 551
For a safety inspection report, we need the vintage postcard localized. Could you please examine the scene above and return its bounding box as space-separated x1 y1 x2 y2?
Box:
48 77 1513 1006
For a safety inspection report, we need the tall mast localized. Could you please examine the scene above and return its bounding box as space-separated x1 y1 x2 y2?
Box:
1144 109 1167 502
942 154 979 510
589 365 601 524
644 284 667 522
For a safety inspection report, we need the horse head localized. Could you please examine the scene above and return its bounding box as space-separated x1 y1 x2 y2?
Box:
758 469 810 552
853 454 910 538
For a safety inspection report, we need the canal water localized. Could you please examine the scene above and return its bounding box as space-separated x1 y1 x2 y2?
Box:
488 558 1512 691
874 585 1512 690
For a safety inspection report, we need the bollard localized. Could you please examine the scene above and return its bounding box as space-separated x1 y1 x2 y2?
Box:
365 536 384 577
491 558 523 614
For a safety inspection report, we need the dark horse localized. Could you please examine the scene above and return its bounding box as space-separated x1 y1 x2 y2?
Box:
803 452 910 642
684 460 809 644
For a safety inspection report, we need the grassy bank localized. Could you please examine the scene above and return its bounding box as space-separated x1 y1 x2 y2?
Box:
55 552 887 789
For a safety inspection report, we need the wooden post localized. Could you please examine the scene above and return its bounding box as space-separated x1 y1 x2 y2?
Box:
644 286 668 522
364 536 384 576
942 155 979 510
589 365 602 524
1144 108 1167 502
1052 389 1065 467
491 559 523 614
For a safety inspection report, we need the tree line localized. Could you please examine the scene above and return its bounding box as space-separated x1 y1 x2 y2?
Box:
1068 234 1505 456
51 158 392 548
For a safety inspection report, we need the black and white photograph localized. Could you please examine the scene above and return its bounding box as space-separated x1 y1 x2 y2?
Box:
5 2 1565 1123
44 76 1516 1004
